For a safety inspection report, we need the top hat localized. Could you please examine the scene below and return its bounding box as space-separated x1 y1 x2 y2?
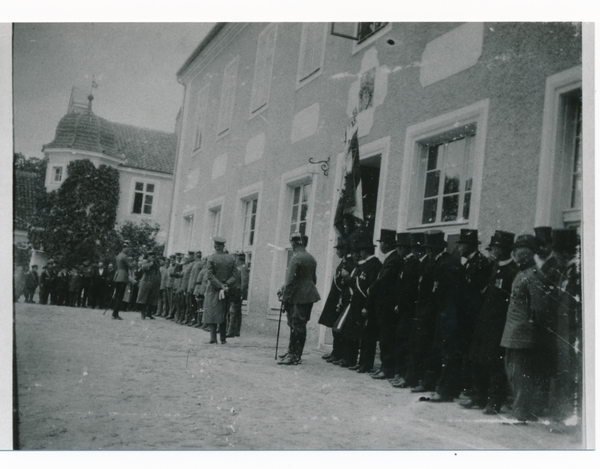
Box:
396 232 411 247
487 230 515 250
423 230 446 249
376 229 397 246
213 236 227 244
512 234 538 251
333 236 345 249
534 226 553 247
410 232 425 247
552 228 579 252
456 229 480 245
354 231 375 250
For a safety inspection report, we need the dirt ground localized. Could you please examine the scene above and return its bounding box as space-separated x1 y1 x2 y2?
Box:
14 300 587 451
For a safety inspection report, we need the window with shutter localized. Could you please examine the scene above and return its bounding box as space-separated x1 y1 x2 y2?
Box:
250 24 277 115
217 57 238 136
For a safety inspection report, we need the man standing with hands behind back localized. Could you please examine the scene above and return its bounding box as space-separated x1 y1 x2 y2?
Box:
278 232 321 366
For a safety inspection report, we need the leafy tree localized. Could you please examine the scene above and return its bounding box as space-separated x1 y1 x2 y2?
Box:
13 152 46 175
29 159 120 266
101 220 164 264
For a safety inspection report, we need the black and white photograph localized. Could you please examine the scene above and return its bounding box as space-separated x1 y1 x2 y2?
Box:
3 3 596 457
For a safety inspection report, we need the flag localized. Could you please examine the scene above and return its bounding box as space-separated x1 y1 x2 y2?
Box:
92 79 99 89
334 124 363 236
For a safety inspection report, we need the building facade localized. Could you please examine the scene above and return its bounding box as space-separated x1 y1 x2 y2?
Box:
42 87 178 247
167 22 583 348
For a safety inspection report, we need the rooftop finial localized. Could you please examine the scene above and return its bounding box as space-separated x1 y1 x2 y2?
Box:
87 94 94 112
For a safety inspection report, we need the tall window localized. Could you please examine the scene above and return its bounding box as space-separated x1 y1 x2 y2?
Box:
357 22 388 43
194 85 209 150
132 182 155 215
210 207 222 239
419 128 476 225
297 23 326 86
289 183 311 236
242 198 258 249
561 89 582 227
217 57 238 136
52 166 63 183
182 214 194 251
250 24 277 115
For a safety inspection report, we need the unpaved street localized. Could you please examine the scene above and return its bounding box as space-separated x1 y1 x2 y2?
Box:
15 301 585 450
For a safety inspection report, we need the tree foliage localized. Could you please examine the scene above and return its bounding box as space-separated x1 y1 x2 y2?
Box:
101 220 164 265
29 159 120 266
14 152 46 175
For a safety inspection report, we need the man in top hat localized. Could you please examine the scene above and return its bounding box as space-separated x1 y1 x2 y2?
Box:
112 241 132 320
422 230 463 403
548 228 582 428
389 232 420 388
500 234 552 422
462 230 519 414
204 237 237 344
334 231 381 372
363 229 404 380
455 229 493 394
318 237 353 363
278 232 321 365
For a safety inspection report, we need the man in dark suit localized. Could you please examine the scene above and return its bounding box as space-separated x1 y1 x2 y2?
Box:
363 229 403 380
278 232 321 365
23 265 39 303
111 241 132 320
92 261 108 309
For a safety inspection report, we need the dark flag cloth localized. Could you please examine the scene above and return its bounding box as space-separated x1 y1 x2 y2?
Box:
334 124 363 236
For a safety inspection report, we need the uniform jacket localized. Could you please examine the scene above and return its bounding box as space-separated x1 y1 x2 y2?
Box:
409 255 437 352
114 251 130 283
318 255 353 327
24 270 39 291
193 265 208 297
203 251 237 324
239 264 250 301
171 263 183 291
432 252 463 350
469 258 519 364
166 263 176 289
282 247 320 305
179 261 193 294
336 255 381 340
187 259 204 293
159 265 170 290
500 259 551 349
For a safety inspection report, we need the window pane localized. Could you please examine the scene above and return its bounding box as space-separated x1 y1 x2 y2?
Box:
571 175 582 209
135 182 143 191
445 138 465 168
422 198 437 224
427 145 439 171
299 221 307 236
300 202 308 223
301 184 309 203
463 192 472 220
292 186 300 205
441 195 459 221
291 205 299 224
146 184 154 193
443 165 461 194
133 192 143 214
424 171 440 198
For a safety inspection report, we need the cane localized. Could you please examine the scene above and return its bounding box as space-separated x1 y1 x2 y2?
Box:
274 300 284 360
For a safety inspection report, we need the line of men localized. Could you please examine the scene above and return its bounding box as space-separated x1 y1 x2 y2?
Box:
319 226 582 428
17 258 116 308
110 238 250 342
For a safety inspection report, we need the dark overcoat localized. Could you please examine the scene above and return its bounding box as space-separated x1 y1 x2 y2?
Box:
282 247 320 305
432 252 463 351
203 252 237 324
395 253 420 344
364 250 403 329
337 255 381 341
114 251 130 283
137 260 161 305
469 259 519 364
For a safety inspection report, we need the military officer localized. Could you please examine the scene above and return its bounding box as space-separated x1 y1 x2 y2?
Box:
112 241 132 320
204 237 237 344
278 232 321 365
500 234 551 422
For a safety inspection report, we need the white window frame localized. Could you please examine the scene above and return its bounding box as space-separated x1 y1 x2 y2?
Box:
249 23 277 118
397 99 489 234
193 84 209 153
352 22 392 55
296 23 327 90
217 56 239 138
267 166 318 314
203 196 225 253
52 166 63 183
130 179 159 218
534 66 583 228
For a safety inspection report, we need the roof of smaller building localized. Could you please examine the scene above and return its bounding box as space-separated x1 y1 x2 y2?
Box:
43 109 176 175
14 170 37 231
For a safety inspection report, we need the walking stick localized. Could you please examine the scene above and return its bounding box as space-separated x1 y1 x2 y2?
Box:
275 300 284 360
